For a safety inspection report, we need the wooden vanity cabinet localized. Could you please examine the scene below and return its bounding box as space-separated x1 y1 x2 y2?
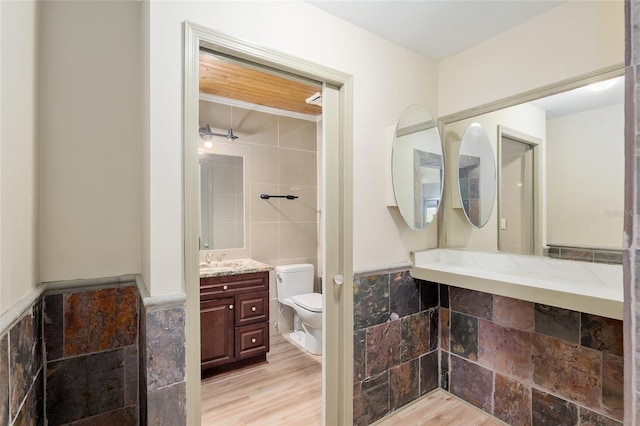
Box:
200 271 270 374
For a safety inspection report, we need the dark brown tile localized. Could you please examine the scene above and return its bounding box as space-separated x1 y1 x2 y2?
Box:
64 286 138 357
593 250 623 265
390 359 419 411
478 319 532 381
581 314 623 356
440 284 449 309
440 308 450 352
429 308 438 351
44 293 64 361
559 248 594 262
66 405 138 425
124 345 138 406
532 333 601 409
13 370 43 426
494 374 531 426
535 304 580 343
366 320 401 377
450 355 493 413
532 388 577 426
450 312 478 361
46 349 124 425
420 351 438 396
419 280 439 311
449 287 493 320
493 295 534 332
602 353 624 421
9 306 41 419
147 382 186 426
400 312 429 362
138 303 147 426
354 274 390 330
440 351 449 392
353 372 389 426
547 246 561 259
579 407 623 426
146 307 186 392
0 333 8 426
390 271 420 318
354 329 366 383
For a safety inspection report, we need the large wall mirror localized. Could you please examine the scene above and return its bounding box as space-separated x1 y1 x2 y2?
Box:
392 105 444 230
199 153 245 250
457 123 496 228
443 73 624 254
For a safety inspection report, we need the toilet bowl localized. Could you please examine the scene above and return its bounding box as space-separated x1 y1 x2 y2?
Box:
276 264 322 355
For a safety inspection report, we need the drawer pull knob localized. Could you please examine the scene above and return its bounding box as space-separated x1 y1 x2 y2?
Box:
251 306 257 312
222 285 228 291
251 338 257 344
229 304 234 310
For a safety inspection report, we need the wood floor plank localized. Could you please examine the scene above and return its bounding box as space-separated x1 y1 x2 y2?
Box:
375 390 506 426
201 335 503 426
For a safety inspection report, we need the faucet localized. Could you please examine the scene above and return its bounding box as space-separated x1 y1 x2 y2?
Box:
217 253 226 263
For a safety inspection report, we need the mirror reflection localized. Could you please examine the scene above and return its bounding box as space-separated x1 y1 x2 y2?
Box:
457 123 496 228
392 105 444 230
444 74 624 253
200 153 245 250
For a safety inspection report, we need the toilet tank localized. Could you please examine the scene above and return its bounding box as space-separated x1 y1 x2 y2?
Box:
276 263 314 303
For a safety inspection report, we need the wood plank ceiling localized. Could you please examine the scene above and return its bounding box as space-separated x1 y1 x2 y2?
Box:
199 51 322 116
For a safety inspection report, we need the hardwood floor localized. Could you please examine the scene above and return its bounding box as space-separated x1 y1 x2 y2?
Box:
374 391 506 426
201 334 322 425
201 335 503 426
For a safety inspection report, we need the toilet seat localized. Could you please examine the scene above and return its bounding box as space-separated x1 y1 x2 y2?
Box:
292 293 322 313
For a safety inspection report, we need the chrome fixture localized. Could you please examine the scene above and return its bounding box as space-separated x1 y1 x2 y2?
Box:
199 124 239 143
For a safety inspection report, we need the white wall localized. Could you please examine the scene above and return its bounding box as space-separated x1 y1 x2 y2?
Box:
38 2 142 283
438 1 624 116
0 1 38 313
145 1 439 296
547 103 624 248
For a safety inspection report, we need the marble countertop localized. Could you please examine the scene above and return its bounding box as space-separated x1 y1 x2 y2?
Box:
199 258 273 278
411 248 623 320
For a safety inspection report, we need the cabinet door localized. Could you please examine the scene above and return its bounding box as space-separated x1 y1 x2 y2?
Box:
201 297 234 369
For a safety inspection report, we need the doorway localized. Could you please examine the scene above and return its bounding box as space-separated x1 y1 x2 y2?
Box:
499 137 534 254
183 22 354 425
497 126 542 255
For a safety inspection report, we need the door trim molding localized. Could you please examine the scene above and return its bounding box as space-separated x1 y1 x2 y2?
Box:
497 126 543 255
183 22 354 425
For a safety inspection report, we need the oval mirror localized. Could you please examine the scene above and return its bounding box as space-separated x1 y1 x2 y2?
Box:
457 123 496 227
392 105 444 230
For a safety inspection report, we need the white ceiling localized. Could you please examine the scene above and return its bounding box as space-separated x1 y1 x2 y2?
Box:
307 0 623 116
308 0 564 61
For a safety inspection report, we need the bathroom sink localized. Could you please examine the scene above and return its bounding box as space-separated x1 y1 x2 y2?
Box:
211 260 244 267
200 265 236 274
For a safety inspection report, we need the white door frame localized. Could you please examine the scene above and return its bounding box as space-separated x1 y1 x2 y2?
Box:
497 126 543 255
183 22 354 425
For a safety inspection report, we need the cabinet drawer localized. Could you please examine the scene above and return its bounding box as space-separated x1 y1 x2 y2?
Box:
235 322 269 360
235 291 269 327
200 271 269 300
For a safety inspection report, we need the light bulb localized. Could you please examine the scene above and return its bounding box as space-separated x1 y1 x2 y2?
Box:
588 77 619 92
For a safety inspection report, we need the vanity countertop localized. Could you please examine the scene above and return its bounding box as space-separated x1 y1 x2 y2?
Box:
199 258 273 279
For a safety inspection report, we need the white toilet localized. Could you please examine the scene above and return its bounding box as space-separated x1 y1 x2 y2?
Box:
276 264 322 355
